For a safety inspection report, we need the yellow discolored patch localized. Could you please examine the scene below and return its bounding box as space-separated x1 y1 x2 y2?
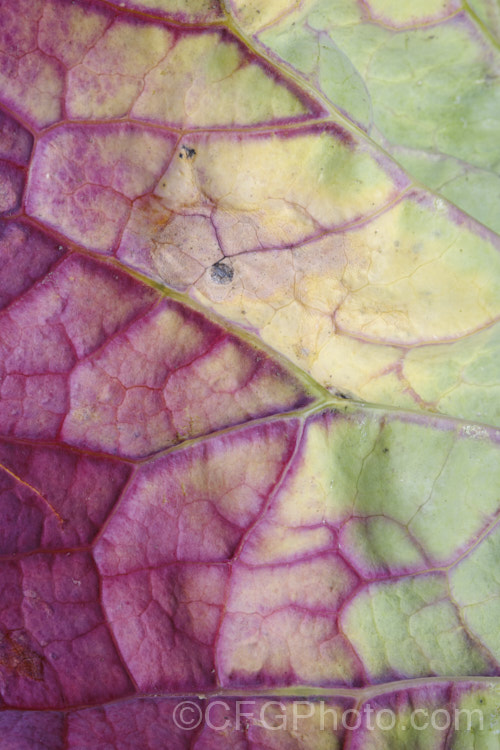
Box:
268 414 381 529
364 0 461 27
336 196 500 344
193 189 500 423
157 130 401 253
240 523 335 565
0 51 64 127
219 609 361 685
251 700 345 750
66 21 173 119
132 33 307 126
116 0 224 21
229 0 303 33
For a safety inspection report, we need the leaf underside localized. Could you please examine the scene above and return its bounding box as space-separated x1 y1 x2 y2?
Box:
0 0 500 747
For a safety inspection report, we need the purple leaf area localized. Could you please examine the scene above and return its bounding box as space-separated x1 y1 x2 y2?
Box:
0 685 492 748
0 552 133 709
0 222 64 309
0 112 32 221
0 232 310 454
0 111 33 166
0 440 130 553
1 0 500 747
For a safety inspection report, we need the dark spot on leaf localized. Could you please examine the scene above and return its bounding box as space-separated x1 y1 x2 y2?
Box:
179 145 196 159
333 390 349 400
383 447 389 454
210 261 234 284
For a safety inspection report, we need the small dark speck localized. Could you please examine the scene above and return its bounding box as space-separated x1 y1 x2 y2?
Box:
179 145 196 159
383 447 389 454
210 261 234 284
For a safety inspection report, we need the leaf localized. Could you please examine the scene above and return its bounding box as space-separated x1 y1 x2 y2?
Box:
230 0 500 233
0 0 500 747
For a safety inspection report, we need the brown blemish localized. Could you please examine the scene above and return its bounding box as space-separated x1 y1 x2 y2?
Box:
0 630 44 681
